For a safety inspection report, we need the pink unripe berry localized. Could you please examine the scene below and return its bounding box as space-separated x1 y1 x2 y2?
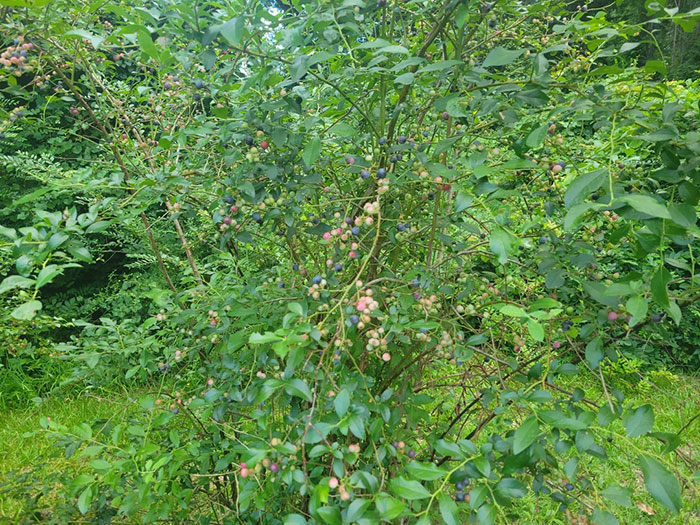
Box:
607 311 618 322
552 340 561 349
323 232 331 241
382 352 391 362
551 164 563 174
329 477 339 489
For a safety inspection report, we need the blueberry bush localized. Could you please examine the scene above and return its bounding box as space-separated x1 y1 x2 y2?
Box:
1 0 699 523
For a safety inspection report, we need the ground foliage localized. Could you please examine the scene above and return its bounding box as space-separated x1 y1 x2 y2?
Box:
0 0 699 523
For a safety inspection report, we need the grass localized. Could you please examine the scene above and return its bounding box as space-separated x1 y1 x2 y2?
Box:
0 372 698 523
0 391 136 521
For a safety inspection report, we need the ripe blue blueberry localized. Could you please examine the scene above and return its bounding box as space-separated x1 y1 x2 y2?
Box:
334 263 343 272
194 79 203 88
345 217 353 225
419 328 427 334
252 212 262 222
312 218 320 225
351 226 360 235
390 156 397 163
193 92 201 101
377 168 386 178
397 223 406 232
312 275 322 285
397 153 403 161
292 264 299 271
224 195 234 204
397 136 407 144
565 483 574 491
538 236 547 244
245 136 253 145
378 137 387 145
278 281 285 288
407 449 416 458
423 130 429 137
455 492 465 502
349 314 360 325
361 169 370 179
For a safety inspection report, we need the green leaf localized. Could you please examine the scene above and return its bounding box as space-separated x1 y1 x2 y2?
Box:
346 499 370 522
454 192 473 212
394 72 415 85
494 478 527 499
284 379 312 402
565 202 599 230
302 138 322 168
283 514 307 525
65 30 104 49
500 304 528 318
526 125 549 148
512 416 539 454
623 404 654 437
639 455 682 514
601 484 632 507
77 486 92 514
0 275 35 295
621 195 671 219
626 295 647 326
375 494 406 519
651 267 670 310
249 332 283 344
482 47 524 67
316 506 341 525
48 232 69 250
527 320 544 342
388 477 430 500
417 59 462 73
406 461 446 481
219 17 245 45
592 508 619 525
67 245 93 263
585 337 604 369
438 493 460 525
564 169 607 209
490 227 514 265
334 389 350 417
36 265 63 288
11 300 42 320
375 45 409 54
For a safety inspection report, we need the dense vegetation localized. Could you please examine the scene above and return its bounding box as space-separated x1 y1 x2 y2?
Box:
1 0 699 523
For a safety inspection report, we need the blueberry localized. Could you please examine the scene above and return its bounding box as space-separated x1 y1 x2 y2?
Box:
351 226 360 235
224 195 234 204
428 192 435 200
407 449 416 459
278 281 285 288
397 153 403 161
172 408 179 414
390 156 397 163
565 483 574 491
397 136 407 144
419 328 427 334
455 481 465 491
349 314 360 325
378 137 387 145
539 236 547 244
377 168 387 179
651 313 662 323
361 169 370 179
591 193 599 201
423 130 429 137
173 76 180 82
193 92 201 101
455 492 465 502
345 217 353 225
245 136 253 145
411 279 420 288
480 233 486 239
194 79 203 88
252 212 262 222
312 218 320 225
292 264 299 271
397 223 406 232
312 275 322 285
334 263 343 272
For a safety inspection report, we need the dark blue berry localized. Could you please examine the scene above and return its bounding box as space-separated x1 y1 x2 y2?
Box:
539 236 547 244
334 263 343 272
292 264 299 271
224 195 234 204
377 168 387 178
252 212 262 222
361 169 370 179
194 79 203 88
423 130 429 137
193 92 201 101
397 223 406 232
565 483 574 491
278 281 285 288
407 449 416 458
390 156 397 163
378 137 387 145
397 136 407 144
349 314 360 325
455 492 465 502
312 218 320 225
245 136 253 145
351 226 360 235
312 275 322 285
